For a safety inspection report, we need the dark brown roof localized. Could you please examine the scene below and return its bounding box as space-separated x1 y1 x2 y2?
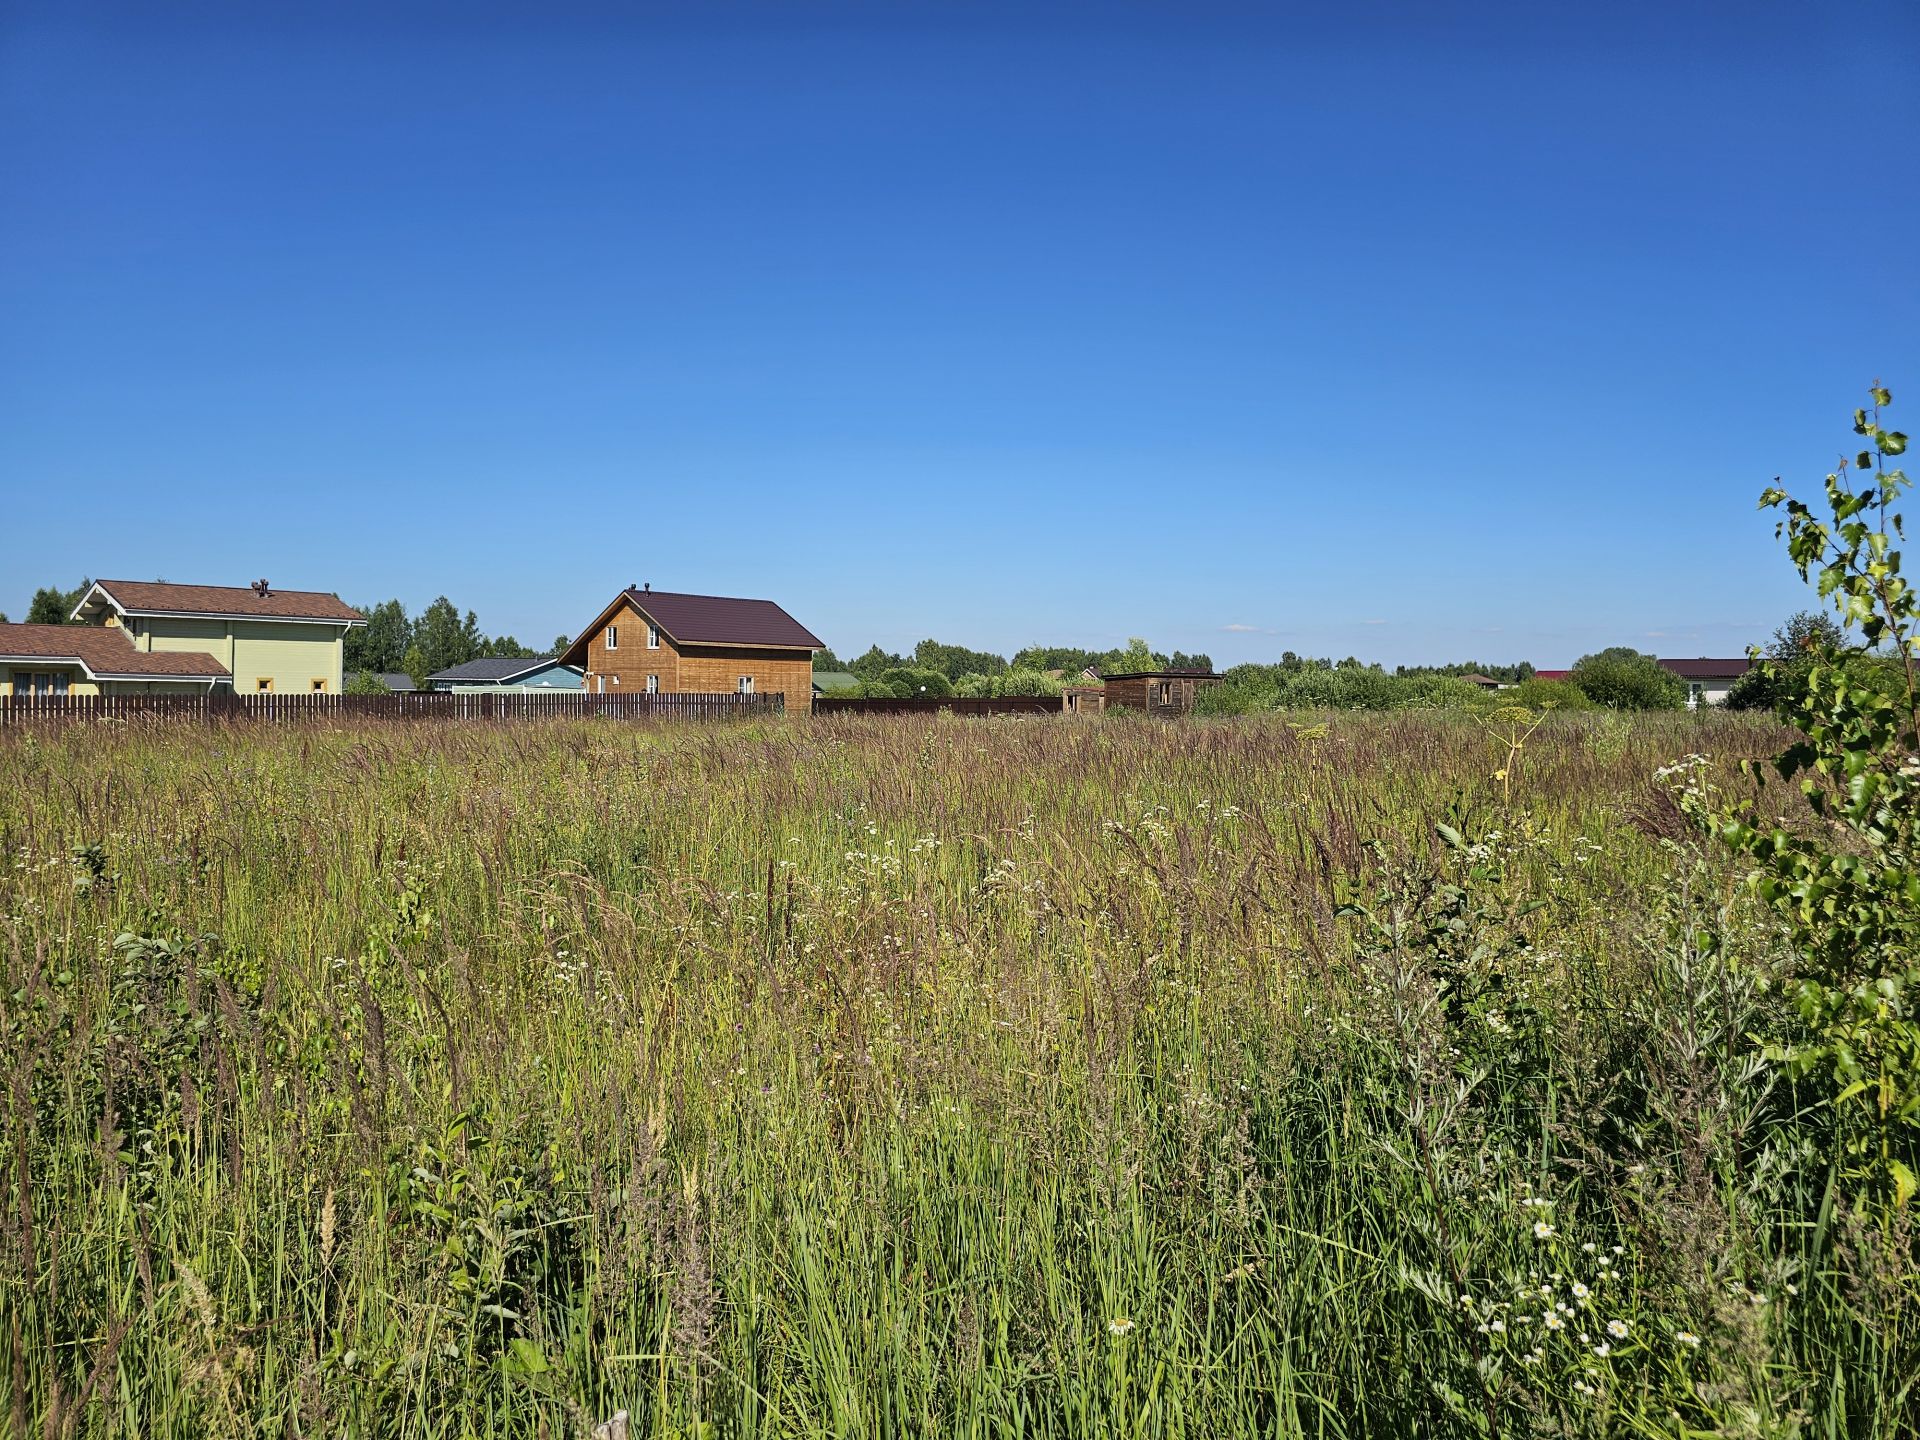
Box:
561 588 821 664
0 624 230 678
1658 657 1751 680
625 588 822 648
1460 673 1500 686
1098 669 1222 681
83 580 363 624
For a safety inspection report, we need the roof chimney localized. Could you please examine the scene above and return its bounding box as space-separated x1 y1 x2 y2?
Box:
252 578 271 598
643 581 651 592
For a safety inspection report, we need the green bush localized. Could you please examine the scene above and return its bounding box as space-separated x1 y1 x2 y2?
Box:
869 667 954 699
1486 677 1595 712
954 668 1063 699
1568 647 1687 710
1708 384 1919 1206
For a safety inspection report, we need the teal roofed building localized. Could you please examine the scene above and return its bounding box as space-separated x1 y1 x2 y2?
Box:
426 657 584 692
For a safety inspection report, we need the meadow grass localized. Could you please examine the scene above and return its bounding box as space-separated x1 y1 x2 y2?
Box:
2 710 1914 1438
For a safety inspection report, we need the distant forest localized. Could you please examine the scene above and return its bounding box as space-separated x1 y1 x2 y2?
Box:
811 640 1533 685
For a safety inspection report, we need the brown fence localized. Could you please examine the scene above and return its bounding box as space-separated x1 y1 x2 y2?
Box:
0 690 784 729
812 695 1061 717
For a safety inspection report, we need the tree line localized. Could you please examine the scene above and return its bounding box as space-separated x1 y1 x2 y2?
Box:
344 598 569 690
811 637 1217 699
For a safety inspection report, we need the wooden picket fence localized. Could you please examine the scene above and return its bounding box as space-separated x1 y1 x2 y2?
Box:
0 690 784 729
812 695 1062 717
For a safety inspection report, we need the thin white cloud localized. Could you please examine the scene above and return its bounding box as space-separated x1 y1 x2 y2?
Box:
1361 619 1388 626
1221 622 1277 634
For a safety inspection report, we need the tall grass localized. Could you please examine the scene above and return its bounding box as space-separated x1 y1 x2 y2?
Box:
1 711 1912 1437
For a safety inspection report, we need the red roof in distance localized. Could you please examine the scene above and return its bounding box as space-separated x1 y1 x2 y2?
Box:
1658 657 1751 680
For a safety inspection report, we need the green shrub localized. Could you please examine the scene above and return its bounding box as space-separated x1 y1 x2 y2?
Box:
1709 384 1919 1206
1568 647 1687 709
1487 677 1595 712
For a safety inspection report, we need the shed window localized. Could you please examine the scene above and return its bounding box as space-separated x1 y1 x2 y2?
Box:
257 678 273 693
606 625 618 651
311 679 327 692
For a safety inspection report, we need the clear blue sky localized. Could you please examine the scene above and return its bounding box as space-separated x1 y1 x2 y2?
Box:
3 2 1916 667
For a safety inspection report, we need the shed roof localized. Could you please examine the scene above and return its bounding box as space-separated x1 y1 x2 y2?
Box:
0 623 230 679
77 580 363 625
427 656 576 684
1097 669 1222 681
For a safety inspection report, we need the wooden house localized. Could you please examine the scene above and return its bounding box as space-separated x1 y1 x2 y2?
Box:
559 584 822 713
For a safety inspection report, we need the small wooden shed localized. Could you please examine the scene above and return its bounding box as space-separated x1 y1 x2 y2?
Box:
1098 670 1222 717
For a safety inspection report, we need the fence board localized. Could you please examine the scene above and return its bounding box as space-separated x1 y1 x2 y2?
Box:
812 696 1061 717
0 691 784 729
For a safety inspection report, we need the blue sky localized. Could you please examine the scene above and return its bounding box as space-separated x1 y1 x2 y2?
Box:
2 1 1916 667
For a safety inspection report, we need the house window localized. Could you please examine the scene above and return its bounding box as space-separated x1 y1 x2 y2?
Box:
737 675 754 694
13 671 69 697
606 625 618 651
1688 682 1704 708
647 624 661 649
646 674 659 694
257 678 273 693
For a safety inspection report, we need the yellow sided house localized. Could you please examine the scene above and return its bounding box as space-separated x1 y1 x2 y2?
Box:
70 579 365 694
0 623 232 696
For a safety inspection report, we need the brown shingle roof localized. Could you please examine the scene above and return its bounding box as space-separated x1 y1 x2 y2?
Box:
84 580 362 624
0 624 230 678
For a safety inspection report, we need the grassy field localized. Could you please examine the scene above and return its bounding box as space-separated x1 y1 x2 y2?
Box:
2 710 1914 1438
